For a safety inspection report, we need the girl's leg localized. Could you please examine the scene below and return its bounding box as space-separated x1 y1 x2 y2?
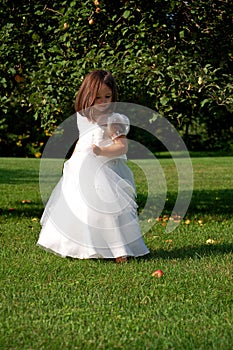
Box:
115 256 128 263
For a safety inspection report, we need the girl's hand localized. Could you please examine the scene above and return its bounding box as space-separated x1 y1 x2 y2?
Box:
92 144 102 156
92 137 128 157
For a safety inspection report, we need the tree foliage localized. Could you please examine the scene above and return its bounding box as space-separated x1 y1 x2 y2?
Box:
0 0 233 155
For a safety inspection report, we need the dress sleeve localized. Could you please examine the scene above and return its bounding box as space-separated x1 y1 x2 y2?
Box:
107 113 130 140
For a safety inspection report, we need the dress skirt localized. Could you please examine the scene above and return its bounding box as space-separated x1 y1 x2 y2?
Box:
37 150 149 259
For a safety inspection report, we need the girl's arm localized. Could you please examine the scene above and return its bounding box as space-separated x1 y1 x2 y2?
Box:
92 136 128 157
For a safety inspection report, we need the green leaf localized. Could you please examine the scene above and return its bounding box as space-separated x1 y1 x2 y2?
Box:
200 99 210 107
160 96 169 106
179 30 185 39
123 10 130 19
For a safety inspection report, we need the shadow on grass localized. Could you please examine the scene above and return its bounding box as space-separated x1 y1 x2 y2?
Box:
1 188 233 220
143 243 233 261
0 168 39 184
137 188 233 218
0 204 43 219
185 189 233 216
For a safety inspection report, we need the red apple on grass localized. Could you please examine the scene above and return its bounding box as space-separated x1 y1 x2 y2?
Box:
152 269 164 278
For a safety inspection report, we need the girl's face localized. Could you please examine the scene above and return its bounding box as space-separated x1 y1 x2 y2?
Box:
94 83 113 113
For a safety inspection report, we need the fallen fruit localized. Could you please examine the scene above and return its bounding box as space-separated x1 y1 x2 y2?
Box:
206 238 216 245
32 218 39 222
89 18 95 25
152 269 164 278
8 208 15 212
21 199 32 204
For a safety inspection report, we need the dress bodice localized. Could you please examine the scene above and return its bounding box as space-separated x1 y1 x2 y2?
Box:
74 113 113 152
74 112 129 160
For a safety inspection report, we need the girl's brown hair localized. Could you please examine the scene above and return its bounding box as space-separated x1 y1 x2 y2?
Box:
75 70 118 118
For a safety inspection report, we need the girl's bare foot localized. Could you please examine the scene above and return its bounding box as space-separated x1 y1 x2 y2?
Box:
115 256 128 263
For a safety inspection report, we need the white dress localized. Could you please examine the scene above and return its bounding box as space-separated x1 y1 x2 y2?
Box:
37 112 150 259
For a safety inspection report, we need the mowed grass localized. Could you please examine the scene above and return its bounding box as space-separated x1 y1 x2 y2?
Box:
0 156 232 350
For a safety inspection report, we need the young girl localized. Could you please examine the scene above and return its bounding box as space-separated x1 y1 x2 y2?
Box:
37 70 149 263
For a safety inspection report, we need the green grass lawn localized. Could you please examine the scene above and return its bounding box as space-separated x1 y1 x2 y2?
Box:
0 156 232 350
